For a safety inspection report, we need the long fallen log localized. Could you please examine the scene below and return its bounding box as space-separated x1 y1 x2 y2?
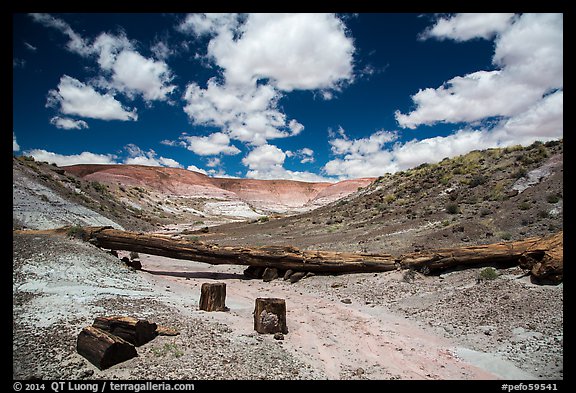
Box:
80 227 562 283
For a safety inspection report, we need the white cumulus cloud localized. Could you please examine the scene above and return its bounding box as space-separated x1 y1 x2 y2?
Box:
107 50 176 102
206 13 354 91
123 144 182 168
242 144 331 182
24 149 118 166
13 132 20 151
186 164 208 175
46 75 138 121
49 116 89 130
420 13 515 41
31 12 176 130
396 13 563 131
180 13 355 148
180 132 241 156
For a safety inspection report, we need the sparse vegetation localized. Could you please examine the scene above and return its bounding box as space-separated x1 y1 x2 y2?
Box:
150 342 184 358
446 202 459 214
478 267 499 281
91 181 108 194
468 174 488 188
513 168 528 179
66 225 85 239
518 201 531 210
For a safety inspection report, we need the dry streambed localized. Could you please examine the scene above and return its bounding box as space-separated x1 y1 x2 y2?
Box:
12 233 562 380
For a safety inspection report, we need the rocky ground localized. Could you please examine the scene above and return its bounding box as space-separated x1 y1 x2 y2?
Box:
13 232 562 380
13 233 324 380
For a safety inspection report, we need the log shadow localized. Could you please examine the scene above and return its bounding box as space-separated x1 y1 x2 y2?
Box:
142 269 245 280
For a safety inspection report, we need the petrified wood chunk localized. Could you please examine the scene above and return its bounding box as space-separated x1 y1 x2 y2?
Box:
262 267 279 282
199 282 228 312
92 316 157 346
76 326 137 370
254 298 288 334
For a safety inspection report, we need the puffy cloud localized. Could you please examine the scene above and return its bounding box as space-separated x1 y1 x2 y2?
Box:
13 132 20 151
420 13 515 41
180 132 241 156
205 13 354 91
150 39 174 60
46 75 138 121
177 13 240 37
181 13 355 147
187 164 208 175
396 13 563 130
242 144 331 182
108 50 176 102
123 144 182 168
183 80 298 145
325 96 563 180
206 157 221 167
90 32 133 70
32 14 176 107
242 144 285 170
297 148 315 164
49 116 89 130
24 149 117 166
329 129 398 156
488 90 563 146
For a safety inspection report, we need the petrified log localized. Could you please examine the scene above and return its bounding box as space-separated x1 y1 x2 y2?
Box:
199 282 228 312
254 298 288 334
156 326 179 336
92 316 157 346
244 266 265 279
518 230 563 284
76 326 137 370
262 267 279 282
81 227 563 283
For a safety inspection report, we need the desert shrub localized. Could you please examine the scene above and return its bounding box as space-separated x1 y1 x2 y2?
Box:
513 168 528 179
469 174 488 188
446 202 459 214
402 269 417 283
499 232 512 241
439 174 452 185
258 216 269 223
478 267 499 281
91 181 107 193
383 194 396 204
504 145 524 154
66 225 85 239
518 201 531 210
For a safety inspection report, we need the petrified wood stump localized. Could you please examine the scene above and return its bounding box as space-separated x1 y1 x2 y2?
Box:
92 316 157 346
76 326 137 370
254 298 288 334
199 282 228 312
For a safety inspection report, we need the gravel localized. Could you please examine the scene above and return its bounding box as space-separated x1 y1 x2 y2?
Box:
12 233 324 380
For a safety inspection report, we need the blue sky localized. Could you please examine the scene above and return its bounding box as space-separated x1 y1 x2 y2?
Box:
12 13 563 181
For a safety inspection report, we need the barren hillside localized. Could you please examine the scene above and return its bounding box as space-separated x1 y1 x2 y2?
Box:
13 157 373 232
200 140 563 254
